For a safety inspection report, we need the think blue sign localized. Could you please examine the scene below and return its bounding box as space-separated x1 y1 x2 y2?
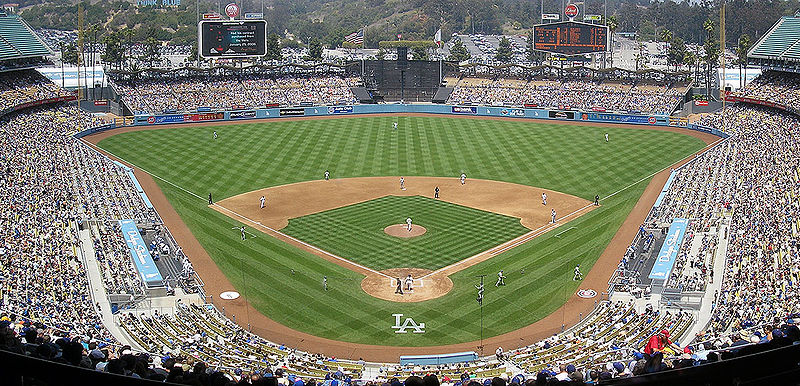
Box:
119 219 164 288
648 218 689 280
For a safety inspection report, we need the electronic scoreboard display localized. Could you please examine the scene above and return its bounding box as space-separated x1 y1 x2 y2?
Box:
533 21 608 55
199 20 266 58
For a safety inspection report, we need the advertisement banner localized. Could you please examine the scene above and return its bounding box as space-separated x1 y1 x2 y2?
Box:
119 219 164 288
230 110 257 119
451 106 477 114
12 95 78 112
585 113 656 124
328 106 354 115
280 108 305 117
669 116 689 127
549 110 575 119
649 218 689 280
500 108 524 117
184 112 224 122
541 13 560 20
154 114 185 124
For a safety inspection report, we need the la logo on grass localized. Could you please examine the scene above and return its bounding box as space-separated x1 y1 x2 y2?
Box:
392 314 425 333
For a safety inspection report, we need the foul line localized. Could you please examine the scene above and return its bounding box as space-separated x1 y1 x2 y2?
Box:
555 227 577 238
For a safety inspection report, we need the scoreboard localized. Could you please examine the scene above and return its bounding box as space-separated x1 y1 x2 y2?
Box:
199 20 266 58
533 21 608 55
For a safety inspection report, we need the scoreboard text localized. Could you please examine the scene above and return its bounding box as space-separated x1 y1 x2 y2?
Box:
533 21 608 55
199 20 267 58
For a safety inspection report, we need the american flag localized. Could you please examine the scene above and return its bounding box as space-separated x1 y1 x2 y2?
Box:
345 29 364 45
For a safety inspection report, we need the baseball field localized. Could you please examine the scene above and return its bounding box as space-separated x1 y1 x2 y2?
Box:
93 114 708 351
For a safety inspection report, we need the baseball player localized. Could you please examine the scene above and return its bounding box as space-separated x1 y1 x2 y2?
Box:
323 276 328 291
213 130 218 140
260 195 266 209
324 170 330 181
595 194 600 206
405 274 414 291
434 186 439 199
605 132 609 142
551 208 557 223
475 283 485 304
460 172 466 185
240 226 246 240
406 217 413 231
393 121 398 130
542 192 547 205
496 270 506 287
574 264 583 281
208 193 213 205
400 176 405 190
395 277 403 295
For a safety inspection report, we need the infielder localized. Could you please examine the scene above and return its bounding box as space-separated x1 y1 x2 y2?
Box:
406 217 413 232
323 276 328 291
574 264 583 281
551 208 557 223
240 226 246 240
496 270 506 287
434 186 439 199
260 195 266 209
208 193 213 205
542 192 547 205
605 133 609 142
405 274 414 291
595 195 600 206
324 170 330 180
395 277 403 295
400 176 405 190
213 131 218 140
460 172 466 185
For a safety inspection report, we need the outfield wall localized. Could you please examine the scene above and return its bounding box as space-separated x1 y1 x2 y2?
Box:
104 104 728 139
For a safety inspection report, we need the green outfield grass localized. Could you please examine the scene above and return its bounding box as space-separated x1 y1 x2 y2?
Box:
282 195 530 271
97 115 706 346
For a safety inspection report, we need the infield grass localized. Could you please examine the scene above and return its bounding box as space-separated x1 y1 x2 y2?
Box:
283 195 530 271
97 115 706 346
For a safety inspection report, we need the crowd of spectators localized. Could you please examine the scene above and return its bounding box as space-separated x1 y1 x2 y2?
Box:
112 74 361 114
0 69 72 112
447 79 684 115
731 70 800 112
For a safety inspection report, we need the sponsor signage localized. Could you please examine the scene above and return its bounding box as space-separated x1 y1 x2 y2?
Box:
669 116 689 127
451 106 477 114
264 103 279 108
577 289 597 298
244 12 263 20
564 3 579 18
154 114 185 124
586 113 658 124
501 108 524 117
549 110 575 119
184 112 224 122
327 106 354 115
590 106 606 112
695 100 709 106
119 219 164 288
224 2 240 18
541 13 560 20
230 110 256 119
524 103 538 108
93 100 109 106
202 12 221 20
197 106 213 112
649 218 689 280
279 108 305 117
583 14 602 21
11 95 77 112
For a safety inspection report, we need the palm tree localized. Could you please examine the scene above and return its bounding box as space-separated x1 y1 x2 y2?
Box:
737 34 752 89
659 28 673 56
702 19 716 97
607 15 618 68
684 51 697 84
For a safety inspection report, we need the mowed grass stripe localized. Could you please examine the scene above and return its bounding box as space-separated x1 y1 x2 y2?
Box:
99 116 705 346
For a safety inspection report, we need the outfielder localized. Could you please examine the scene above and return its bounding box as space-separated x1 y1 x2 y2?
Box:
460 173 466 185
240 226 246 240
406 217 413 231
605 132 609 142
574 264 583 281
400 176 405 190
260 195 266 209
405 274 414 291
324 170 330 180
551 208 557 223
542 192 547 205
213 130 218 140
323 276 328 291
496 270 506 287
393 121 398 130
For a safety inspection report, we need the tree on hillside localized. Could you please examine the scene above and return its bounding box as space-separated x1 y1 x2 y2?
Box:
60 42 79 66
606 15 618 68
308 38 323 61
266 34 283 61
140 36 161 68
703 19 718 97
448 39 471 62
667 37 686 72
495 36 513 62
412 46 429 60
101 31 125 70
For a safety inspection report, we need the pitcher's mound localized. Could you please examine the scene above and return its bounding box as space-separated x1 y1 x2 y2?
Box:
384 224 427 238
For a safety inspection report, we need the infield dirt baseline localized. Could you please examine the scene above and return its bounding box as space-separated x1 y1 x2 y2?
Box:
212 175 598 302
